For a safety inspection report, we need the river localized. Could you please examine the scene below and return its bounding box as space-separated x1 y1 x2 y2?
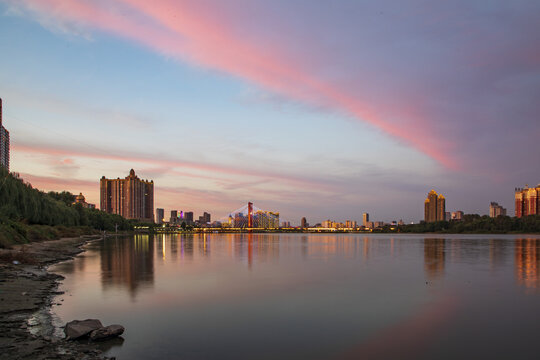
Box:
49 233 540 359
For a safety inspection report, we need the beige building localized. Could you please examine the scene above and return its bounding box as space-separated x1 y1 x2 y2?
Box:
100 169 154 222
451 211 464 221
489 202 507 218
424 190 446 222
73 193 95 209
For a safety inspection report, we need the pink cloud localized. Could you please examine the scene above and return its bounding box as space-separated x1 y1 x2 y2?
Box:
18 172 98 204
12 141 336 191
13 0 458 169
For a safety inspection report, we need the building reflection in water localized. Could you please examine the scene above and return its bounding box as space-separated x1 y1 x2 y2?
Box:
489 238 508 270
229 233 281 270
100 234 154 297
424 238 445 280
300 235 363 260
515 238 540 289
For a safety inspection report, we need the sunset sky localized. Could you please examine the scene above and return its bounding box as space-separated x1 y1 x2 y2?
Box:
1 0 539 224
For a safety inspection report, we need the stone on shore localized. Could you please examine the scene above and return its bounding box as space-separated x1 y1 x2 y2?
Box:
64 319 103 340
89 325 125 341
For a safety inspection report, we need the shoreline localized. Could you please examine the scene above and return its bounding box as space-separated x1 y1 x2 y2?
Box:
0 235 114 360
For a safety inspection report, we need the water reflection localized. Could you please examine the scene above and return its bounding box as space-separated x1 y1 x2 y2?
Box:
515 238 540 289
424 238 445 280
489 239 508 269
96 336 125 353
100 234 154 297
51 234 540 360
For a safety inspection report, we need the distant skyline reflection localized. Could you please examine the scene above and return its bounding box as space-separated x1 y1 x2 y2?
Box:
50 234 540 359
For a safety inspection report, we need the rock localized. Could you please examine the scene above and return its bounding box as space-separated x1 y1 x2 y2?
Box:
89 325 124 341
64 319 103 340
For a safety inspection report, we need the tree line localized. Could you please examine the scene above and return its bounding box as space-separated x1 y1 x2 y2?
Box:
395 214 540 233
0 168 139 247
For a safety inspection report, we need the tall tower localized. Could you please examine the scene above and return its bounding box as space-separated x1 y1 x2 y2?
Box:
515 185 540 218
0 98 10 172
424 190 445 222
100 169 154 222
248 202 253 228
362 213 369 227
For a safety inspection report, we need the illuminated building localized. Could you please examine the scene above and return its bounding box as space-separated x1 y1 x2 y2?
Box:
424 190 445 222
234 212 247 227
489 202 507 218
345 220 357 228
73 193 95 209
156 208 164 224
363 213 369 227
515 185 540 217
253 210 279 228
100 169 154 222
0 98 9 172
301 217 307 228
322 220 333 228
451 211 464 220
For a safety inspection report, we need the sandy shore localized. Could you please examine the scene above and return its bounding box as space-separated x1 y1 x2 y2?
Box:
0 236 115 360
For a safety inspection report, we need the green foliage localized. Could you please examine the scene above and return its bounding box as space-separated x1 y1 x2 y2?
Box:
0 168 80 226
47 191 76 205
398 214 540 233
0 168 137 247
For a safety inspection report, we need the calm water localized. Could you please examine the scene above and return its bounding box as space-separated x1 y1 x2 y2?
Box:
49 233 540 360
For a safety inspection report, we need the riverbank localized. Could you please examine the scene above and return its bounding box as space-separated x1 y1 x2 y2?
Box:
0 235 115 360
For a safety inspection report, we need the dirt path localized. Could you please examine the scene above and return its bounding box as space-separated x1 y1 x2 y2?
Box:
0 236 115 360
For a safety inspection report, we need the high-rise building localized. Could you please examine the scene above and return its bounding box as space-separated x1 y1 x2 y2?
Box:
301 217 307 228
170 210 178 224
424 190 445 222
197 212 211 225
184 211 194 225
489 202 507 218
156 208 164 224
203 212 211 223
100 169 154 222
515 185 540 218
363 213 369 227
0 98 10 172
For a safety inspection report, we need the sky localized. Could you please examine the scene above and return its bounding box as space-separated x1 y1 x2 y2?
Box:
0 0 539 225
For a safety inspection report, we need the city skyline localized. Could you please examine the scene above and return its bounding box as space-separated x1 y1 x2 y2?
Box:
1 1 539 223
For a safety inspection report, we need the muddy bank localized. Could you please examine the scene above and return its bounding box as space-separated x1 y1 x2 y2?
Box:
0 236 115 360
